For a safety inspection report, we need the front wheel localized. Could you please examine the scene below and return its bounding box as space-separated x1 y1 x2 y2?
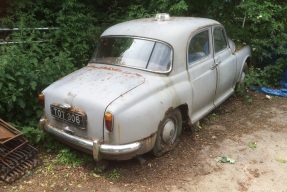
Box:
152 109 182 157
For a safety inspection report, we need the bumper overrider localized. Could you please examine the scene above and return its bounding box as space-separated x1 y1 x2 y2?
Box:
38 117 142 161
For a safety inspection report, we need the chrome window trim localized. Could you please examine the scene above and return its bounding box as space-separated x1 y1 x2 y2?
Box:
187 27 212 67
93 35 174 74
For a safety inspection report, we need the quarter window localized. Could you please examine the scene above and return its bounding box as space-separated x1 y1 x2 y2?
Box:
188 30 209 64
213 27 227 53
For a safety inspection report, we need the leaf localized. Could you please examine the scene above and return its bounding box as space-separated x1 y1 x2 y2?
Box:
248 142 257 149
5 74 16 81
30 81 37 90
19 99 26 109
275 158 286 163
215 156 236 164
12 95 16 102
19 78 25 85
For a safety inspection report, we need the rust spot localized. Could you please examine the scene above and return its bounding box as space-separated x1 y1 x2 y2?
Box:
51 103 85 115
0 119 22 143
139 132 157 151
86 66 143 78
165 107 174 116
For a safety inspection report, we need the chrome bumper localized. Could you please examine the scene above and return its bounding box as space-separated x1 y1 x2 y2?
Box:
40 120 141 161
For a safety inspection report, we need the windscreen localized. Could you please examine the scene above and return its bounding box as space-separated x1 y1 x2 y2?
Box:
91 37 172 72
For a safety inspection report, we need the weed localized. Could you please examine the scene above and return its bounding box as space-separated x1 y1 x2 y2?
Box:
108 169 120 180
192 121 202 132
53 147 93 167
94 166 106 174
236 85 253 104
209 113 217 121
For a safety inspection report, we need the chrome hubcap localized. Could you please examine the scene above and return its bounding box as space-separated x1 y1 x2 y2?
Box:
162 119 176 143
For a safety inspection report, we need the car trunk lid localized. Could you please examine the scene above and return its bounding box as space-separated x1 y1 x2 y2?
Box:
43 64 145 141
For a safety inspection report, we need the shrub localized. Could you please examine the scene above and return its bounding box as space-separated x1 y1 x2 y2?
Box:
244 58 287 88
0 29 76 123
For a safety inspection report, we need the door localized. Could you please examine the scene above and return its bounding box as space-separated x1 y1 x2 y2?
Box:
187 29 217 122
212 26 236 106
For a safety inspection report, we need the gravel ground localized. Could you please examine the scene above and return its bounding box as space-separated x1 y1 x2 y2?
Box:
1 92 287 192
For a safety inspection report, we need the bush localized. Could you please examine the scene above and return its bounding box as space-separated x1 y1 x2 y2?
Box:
238 0 287 61
0 30 76 124
244 58 287 88
0 0 100 128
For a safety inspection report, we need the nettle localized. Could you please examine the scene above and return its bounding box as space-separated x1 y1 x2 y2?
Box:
0 30 75 124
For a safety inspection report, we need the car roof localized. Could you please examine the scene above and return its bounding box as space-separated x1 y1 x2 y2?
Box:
101 17 220 45
101 17 221 74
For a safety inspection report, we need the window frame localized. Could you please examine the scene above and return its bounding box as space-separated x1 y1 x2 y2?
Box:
187 28 211 65
91 36 174 74
213 26 228 54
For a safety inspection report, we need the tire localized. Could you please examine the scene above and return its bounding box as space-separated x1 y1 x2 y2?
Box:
152 109 182 157
236 61 248 90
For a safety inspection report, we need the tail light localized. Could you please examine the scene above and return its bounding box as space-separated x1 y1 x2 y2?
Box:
38 93 45 108
104 112 113 132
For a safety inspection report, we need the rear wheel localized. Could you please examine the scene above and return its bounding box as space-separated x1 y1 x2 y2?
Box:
236 61 248 90
152 109 182 157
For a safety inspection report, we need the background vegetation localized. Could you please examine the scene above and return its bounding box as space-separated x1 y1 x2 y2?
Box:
0 0 286 146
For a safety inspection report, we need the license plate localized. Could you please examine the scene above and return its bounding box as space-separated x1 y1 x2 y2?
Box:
50 105 86 128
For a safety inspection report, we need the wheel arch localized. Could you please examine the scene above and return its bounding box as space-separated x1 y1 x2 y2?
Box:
177 103 191 128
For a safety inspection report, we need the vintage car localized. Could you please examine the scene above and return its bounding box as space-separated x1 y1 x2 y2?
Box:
38 14 251 161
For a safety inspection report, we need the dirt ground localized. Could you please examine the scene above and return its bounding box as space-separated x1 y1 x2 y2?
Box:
1 92 287 192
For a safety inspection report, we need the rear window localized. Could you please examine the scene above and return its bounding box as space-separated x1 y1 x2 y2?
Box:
91 37 172 72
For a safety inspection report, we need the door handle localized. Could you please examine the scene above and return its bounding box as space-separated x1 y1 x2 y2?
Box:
215 60 221 65
215 56 221 65
210 64 217 70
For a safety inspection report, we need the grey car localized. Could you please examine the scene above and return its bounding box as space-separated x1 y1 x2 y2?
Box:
38 14 251 161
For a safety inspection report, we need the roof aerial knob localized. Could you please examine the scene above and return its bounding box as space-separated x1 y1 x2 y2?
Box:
155 13 170 21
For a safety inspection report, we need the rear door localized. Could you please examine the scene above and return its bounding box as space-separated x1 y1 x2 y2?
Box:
212 26 236 106
187 28 217 122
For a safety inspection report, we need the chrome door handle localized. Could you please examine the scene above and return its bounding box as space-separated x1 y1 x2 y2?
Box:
215 60 221 65
210 64 217 70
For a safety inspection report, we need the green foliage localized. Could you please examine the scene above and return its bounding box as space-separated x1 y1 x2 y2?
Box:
248 142 257 150
108 169 120 180
20 125 45 144
55 0 100 67
7 121 45 144
0 33 76 123
0 0 98 138
42 136 94 167
244 58 287 88
148 0 188 15
54 147 93 167
42 135 66 152
93 166 106 174
238 0 287 60
236 86 253 104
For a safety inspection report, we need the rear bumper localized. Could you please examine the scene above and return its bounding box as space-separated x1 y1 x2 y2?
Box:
39 118 142 161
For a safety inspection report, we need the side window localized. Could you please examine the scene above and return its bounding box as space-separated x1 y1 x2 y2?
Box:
188 30 209 64
213 27 227 53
